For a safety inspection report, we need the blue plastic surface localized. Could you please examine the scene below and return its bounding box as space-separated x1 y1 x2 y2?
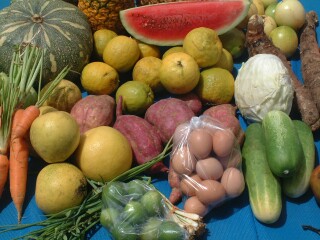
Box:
0 0 319 240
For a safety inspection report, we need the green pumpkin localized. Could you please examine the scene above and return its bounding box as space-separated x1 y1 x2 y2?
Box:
0 0 93 83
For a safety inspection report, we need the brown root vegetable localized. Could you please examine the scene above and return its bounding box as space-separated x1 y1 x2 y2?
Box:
177 92 203 115
300 11 320 113
70 95 115 134
203 104 245 146
145 98 195 143
246 14 320 131
113 96 167 174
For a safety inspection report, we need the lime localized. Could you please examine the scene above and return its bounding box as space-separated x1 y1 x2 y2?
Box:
102 182 127 209
140 190 164 217
158 221 186 240
140 217 163 240
111 223 138 240
219 28 246 59
115 80 154 116
126 179 148 200
100 208 120 230
120 201 146 225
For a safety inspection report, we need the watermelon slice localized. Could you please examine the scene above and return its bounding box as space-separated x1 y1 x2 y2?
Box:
120 0 250 46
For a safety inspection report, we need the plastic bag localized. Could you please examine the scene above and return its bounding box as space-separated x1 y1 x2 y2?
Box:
171 115 245 216
100 179 190 240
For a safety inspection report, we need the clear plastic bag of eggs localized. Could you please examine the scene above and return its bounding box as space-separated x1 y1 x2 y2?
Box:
170 115 245 217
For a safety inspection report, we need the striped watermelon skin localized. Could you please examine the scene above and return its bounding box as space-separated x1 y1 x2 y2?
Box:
0 0 93 83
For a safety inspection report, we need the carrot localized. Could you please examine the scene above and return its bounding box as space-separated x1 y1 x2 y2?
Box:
300 11 320 113
9 137 29 223
10 106 40 141
0 154 9 198
245 14 320 132
9 106 40 223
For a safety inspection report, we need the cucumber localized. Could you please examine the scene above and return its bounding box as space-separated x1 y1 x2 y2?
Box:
262 110 303 178
282 120 315 198
242 123 282 224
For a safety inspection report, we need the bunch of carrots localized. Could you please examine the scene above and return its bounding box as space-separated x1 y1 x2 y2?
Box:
0 44 70 223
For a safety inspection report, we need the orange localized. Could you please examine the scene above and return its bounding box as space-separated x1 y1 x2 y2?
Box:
183 27 223 68
212 48 234 72
103 35 140 72
196 67 235 104
93 29 118 59
162 46 184 59
132 56 163 92
159 52 200 94
81 62 119 95
136 39 161 58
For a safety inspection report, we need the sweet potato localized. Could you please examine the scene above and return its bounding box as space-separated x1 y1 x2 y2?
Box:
177 92 203 115
203 104 245 146
144 98 195 143
113 96 167 174
300 11 320 113
246 14 320 131
70 95 115 134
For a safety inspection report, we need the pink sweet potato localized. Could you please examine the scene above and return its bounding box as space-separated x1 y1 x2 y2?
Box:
70 95 115 134
177 92 203 115
113 96 167 174
144 98 195 143
203 104 245 146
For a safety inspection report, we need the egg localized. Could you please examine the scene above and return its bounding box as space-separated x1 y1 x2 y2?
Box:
196 179 226 206
221 167 245 198
212 129 235 157
187 128 213 159
180 174 202 196
171 146 196 176
184 196 208 217
196 157 224 180
218 150 242 169
173 122 190 146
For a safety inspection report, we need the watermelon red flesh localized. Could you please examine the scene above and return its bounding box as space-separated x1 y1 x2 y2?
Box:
120 0 250 46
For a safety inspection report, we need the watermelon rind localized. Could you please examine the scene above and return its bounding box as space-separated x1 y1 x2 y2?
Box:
120 0 250 46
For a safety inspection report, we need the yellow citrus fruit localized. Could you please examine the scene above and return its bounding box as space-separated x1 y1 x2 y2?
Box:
81 61 119 95
116 80 154 115
103 35 140 72
183 27 223 68
132 56 163 92
195 67 235 104
159 52 200 94
136 39 161 58
40 79 82 112
93 29 118 59
75 126 133 182
212 48 234 72
35 163 87 214
162 46 184 59
30 111 80 163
